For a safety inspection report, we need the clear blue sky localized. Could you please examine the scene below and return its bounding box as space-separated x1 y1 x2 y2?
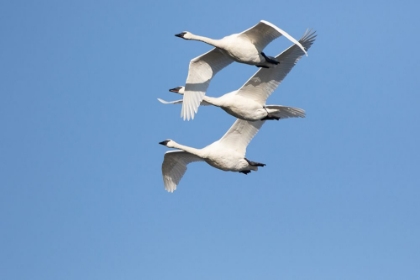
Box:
1 1 419 279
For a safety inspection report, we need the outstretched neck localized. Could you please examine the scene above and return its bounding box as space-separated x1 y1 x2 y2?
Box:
202 96 223 107
171 141 204 158
188 33 223 48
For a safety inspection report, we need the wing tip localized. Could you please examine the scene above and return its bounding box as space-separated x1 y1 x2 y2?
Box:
157 98 168 104
181 103 194 121
272 25 308 56
260 19 270 25
180 96 201 121
259 20 316 56
163 175 178 192
165 186 176 193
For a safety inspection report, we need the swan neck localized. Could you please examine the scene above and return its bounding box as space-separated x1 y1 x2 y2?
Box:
190 34 222 48
203 96 222 107
172 142 203 157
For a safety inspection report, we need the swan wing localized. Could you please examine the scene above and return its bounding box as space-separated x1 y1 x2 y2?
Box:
236 30 316 105
158 98 212 106
217 119 265 156
157 98 183 105
182 48 233 120
161 150 204 192
239 20 307 55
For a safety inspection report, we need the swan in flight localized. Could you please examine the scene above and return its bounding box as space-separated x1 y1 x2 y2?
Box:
160 30 316 121
158 86 305 121
159 119 268 192
175 20 309 121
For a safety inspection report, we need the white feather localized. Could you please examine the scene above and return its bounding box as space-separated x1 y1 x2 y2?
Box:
177 20 307 121
159 119 268 192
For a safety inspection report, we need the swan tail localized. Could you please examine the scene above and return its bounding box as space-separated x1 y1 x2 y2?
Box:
265 105 306 119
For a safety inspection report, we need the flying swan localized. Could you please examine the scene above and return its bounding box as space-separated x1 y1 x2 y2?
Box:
160 30 316 121
175 20 309 121
159 119 268 192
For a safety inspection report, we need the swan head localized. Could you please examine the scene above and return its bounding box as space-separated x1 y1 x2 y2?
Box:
175 31 192 40
169 86 185 95
159 139 175 148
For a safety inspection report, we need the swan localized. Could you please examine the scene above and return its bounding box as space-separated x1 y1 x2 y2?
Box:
159 119 268 192
175 20 309 121
160 30 316 121
158 86 305 121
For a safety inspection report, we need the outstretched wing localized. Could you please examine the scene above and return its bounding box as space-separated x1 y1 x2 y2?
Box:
157 98 212 106
161 150 204 192
237 30 316 105
157 98 183 105
182 48 233 121
239 20 307 55
217 119 265 156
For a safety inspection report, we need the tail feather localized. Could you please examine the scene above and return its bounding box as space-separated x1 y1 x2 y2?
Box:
265 105 306 119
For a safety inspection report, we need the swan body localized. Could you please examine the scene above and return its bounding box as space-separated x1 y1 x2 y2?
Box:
159 29 316 121
175 20 308 121
179 32 272 66
159 119 267 192
160 88 305 121
208 92 270 120
207 93 304 121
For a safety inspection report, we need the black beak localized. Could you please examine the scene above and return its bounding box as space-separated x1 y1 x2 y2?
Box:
159 140 169 146
169 87 181 93
175 32 186 38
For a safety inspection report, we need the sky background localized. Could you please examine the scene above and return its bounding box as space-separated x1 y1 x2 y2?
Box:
1 1 419 279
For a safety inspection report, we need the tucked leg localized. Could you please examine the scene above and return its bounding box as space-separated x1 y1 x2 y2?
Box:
245 158 266 167
262 107 280 121
261 52 280 65
261 115 280 121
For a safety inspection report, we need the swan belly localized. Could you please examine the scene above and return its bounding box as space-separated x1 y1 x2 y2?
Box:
222 37 262 64
204 151 248 172
222 100 267 121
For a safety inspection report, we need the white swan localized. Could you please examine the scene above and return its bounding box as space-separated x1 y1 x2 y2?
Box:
159 86 305 121
160 30 316 121
175 20 308 121
159 119 267 192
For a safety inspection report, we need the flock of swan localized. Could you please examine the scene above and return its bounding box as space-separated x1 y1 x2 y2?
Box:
158 20 316 192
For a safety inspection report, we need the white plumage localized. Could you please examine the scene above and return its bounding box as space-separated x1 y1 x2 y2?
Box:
159 119 267 192
161 30 316 121
175 20 308 121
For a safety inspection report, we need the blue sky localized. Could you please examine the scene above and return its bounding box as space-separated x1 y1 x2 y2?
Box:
1 1 419 279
